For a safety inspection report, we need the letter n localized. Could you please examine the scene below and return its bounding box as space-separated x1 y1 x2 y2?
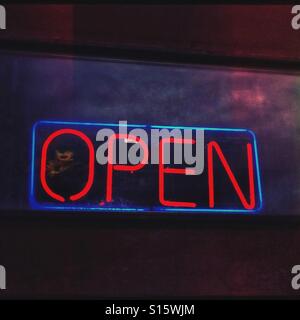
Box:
207 141 255 210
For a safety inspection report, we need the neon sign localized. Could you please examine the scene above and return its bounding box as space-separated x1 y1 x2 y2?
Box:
30 121 262 214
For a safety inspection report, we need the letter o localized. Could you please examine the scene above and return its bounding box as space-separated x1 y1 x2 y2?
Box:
40 129 95 202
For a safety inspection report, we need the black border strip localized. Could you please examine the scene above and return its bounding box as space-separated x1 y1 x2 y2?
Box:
0 1 296 5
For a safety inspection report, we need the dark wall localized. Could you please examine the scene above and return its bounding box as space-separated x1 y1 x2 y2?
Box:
0 4 300 298
2 4 300 61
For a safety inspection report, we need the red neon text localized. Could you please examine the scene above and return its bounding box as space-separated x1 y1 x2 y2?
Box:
106 133 149 202
159 137 197 208
40 129 95 202
39 130 257 210
207 141 255 210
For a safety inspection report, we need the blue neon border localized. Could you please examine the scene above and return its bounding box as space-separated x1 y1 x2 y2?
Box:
29 120 263 214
